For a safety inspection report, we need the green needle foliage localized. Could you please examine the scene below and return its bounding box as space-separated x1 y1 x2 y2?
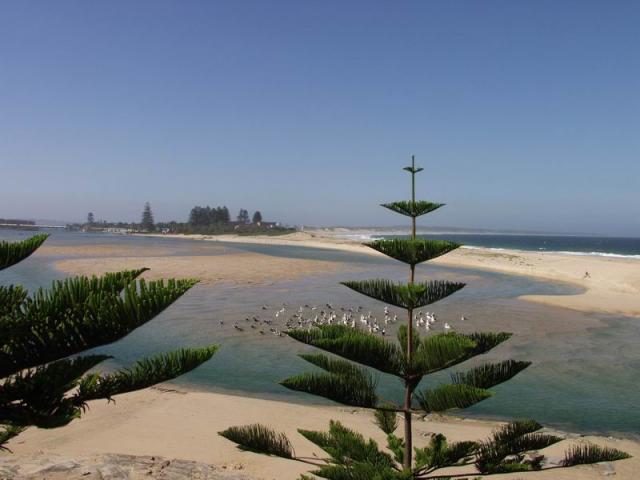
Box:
374 403 399 435
561 444 631 467
413 434 476 473
218 157 630 478
450 360 532 389
365 239 461 266
78 346 219 401
0 426 24 452
475 420 567 474
297 420 397 474
0 234 48 270
381 201 444 218
219 424 294 458
0 234 217 448
341 279 466 310
280 353 378 407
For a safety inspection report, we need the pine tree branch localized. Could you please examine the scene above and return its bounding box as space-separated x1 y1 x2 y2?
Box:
451 360 531 390
219 424 294 458
298 420 397 471
0 285 28 317
381 201 444 218
1 276 197 377
286 325 404 377
281 353 378 407
417 383 493 414
0 234 48 271
410 331 477 377
341 279 465 310
561 444 631 466
77 345 217 401
0 355 110 427
364 239 461 266
0 425 24 452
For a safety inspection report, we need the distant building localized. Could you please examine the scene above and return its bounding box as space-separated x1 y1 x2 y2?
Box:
233 221 280 230
256 221 279 228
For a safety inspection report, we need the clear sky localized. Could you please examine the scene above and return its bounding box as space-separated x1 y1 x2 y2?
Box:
1 1 638 235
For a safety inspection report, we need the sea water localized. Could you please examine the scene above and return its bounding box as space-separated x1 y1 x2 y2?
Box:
376 232 640 258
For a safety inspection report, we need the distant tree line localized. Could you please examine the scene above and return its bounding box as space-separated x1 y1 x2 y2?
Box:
68 203 292 236
188 206 231 226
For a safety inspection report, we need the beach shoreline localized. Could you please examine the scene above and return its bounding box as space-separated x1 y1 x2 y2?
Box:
132 231 640 318
4 387 639 479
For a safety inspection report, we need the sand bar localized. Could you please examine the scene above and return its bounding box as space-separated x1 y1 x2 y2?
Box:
133 231 640 318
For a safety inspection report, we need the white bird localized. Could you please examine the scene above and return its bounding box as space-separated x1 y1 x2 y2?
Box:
444 322 451 330
461 316 468 322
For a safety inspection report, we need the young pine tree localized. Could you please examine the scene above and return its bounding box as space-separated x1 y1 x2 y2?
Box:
219 157 630 478
141 202 155 231
0 234 217 450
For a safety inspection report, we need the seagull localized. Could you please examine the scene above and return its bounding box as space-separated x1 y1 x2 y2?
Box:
461 316 468 322
444 323 451 330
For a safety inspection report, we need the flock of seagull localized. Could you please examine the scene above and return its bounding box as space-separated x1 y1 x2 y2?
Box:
227 303 469 337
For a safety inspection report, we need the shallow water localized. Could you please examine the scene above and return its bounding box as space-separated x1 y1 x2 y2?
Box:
2 229 639 438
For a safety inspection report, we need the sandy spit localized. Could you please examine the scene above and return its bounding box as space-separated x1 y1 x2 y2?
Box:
135 231 640 318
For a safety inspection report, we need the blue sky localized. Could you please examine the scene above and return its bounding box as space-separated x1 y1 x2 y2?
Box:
1 1 638 235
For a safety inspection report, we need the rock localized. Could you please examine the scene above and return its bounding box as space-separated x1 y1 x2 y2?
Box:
0 453 257 479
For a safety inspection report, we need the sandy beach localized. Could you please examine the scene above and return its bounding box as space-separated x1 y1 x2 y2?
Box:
126 230 640 318
4 387 639 479
45 241 344 286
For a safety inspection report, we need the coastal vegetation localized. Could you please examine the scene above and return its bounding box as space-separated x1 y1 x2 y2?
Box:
141 202 155 232
0 234 217 450
219 158 630 478
66 203 293 236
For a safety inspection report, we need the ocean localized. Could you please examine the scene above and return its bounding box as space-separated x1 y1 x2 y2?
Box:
2 229 640 439
335 231 640 258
